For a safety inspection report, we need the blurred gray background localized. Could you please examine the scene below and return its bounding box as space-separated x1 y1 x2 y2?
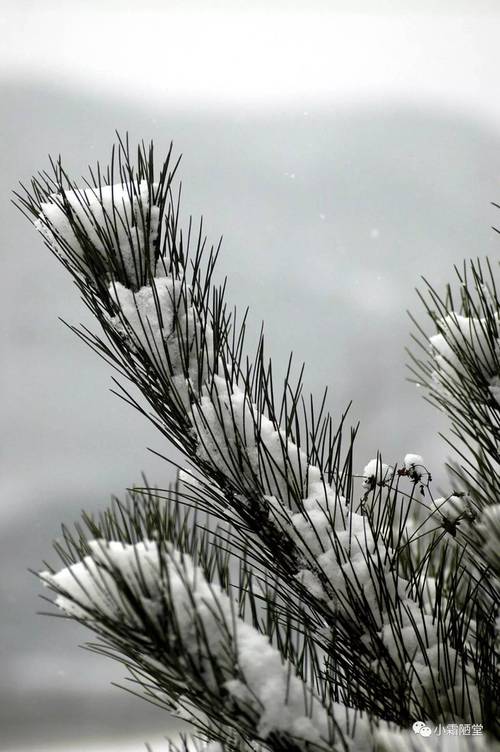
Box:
3 1 500 750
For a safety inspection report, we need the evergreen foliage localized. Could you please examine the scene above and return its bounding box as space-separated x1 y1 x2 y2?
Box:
15 137 500 751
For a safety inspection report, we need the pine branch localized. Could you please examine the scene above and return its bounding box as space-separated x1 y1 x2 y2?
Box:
41 506 379 752
15 136 500 749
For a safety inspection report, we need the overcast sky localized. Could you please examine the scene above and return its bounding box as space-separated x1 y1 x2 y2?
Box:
2 3 500 121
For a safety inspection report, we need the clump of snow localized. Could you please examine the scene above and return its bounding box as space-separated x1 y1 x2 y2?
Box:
35 180 161 283
285 470 481 721
43 539 377 750
430 313 495 378
404 454 423 470
108 276 213 407
325 549 383 624
193 375 317 501
362 458 393 490
433 495 467 526
404 453 424 481
375 591 482 720
294 568 326 600
40 539 161 623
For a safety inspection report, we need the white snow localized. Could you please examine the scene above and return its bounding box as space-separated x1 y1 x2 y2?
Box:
433 495 467 524
430 312 497 380
404 453 423 470
44 539 378 750
362 458 393 489
403 453 424 481
107 278 317 502
283 470 481 721
108 276 213 408
40 539 162 623
35 180 160 282
193 375 318 501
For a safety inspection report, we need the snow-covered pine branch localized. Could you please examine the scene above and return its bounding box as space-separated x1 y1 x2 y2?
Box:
41 525 384 752
409 261 500 736
409 261 500 510
15 137 499 750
